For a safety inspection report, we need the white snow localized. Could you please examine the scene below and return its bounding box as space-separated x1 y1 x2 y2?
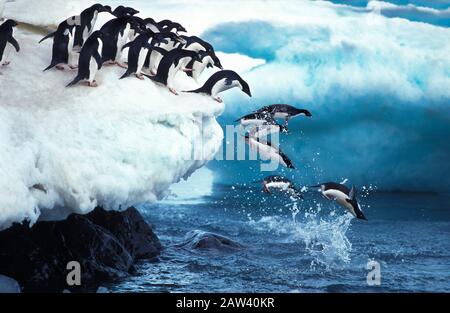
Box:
0 22 224 230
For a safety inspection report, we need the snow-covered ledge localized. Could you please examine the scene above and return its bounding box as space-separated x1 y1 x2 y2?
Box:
0 19 224 230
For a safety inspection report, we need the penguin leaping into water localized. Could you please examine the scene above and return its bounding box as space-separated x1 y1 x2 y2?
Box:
311 182 367 220
256 104 312 126
185 70 251 103
244 135 294 169
257 175 303 199
0 19 19 68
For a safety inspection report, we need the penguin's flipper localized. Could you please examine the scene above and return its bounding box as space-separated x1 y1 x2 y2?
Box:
93 51 103 70
8 36 20 52
39 32 56 43
152 47 168 56
121 41 133 51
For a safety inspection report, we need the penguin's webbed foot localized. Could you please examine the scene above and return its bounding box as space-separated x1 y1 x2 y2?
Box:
214 97 223 103
182 68 193 72
169 87 178 95
56 65 65 70
2 61 10 66
136 74 145 80
69 65 78 70
115 62 128 69
88 80 98 87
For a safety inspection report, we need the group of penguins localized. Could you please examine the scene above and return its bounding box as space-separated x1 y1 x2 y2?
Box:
0 4 367 221
235 105 368 221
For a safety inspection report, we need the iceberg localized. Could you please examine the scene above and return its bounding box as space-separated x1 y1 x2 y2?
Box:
0 3 224 230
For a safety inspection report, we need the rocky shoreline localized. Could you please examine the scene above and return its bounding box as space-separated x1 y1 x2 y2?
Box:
0 207 162 292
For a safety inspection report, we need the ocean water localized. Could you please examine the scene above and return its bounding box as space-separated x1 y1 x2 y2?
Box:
108 185 450 292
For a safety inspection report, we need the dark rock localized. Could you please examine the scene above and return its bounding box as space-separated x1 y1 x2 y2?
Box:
0 207 162 292
87 207 162 259
177 230 245 252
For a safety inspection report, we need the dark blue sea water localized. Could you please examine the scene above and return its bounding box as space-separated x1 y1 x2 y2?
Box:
109 185 450 292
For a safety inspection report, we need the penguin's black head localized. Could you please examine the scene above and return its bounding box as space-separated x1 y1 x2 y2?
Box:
92 4 111 13
211 53 223 69
296 108 312 117
239 77 252 97
2 19 18 28
125 7 140 16
173 22 187 33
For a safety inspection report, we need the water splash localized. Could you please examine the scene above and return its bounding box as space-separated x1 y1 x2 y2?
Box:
248 202 354 269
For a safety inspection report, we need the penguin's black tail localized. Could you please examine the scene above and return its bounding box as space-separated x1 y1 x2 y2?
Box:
183 87 204 94
43 62 57 72
66 75 82 87
39 32 56 43
120 69 132 80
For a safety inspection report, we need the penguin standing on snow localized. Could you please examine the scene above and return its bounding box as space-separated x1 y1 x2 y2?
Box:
41 20 77 71
100 16 142 67
66 31 105 87
185 70 251 103
120 31 169 80
311 182 367 220
184 50 222 82
0 19 20 68
147 48 201 95
257 175 303 199
244 135 294 169
256 104 312 126
74 4 112 48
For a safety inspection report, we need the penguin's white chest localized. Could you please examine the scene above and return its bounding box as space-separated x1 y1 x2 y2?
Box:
322 189 356 216
266 182 290 190
273 112 289 119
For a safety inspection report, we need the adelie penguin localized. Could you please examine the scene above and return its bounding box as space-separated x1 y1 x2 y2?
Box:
146 48 201 95
66 31 105 87
100 16 142 68
256 175 303 199
185 70 251 103
0 19 19 68
120 31 169 80
311 182 368 220
41 20 77 71
74 4 112 48
244 135 294 169
184 50 223 83
257 104 312 126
